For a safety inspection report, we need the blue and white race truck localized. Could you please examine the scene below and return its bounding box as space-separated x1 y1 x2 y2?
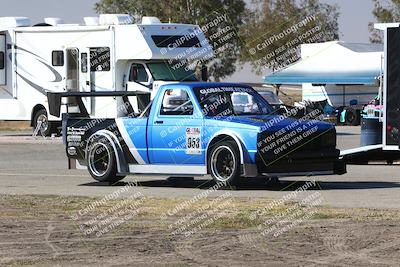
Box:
48 82 345 184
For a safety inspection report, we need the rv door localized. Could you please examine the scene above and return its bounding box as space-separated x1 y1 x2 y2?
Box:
0 34 5 85
65 47 92 114
79 49 91 114
66 48 79 92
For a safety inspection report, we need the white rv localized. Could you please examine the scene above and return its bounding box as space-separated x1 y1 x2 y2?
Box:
0 14 213 135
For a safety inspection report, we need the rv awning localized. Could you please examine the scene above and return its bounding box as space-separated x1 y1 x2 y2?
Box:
265 71 380 85
264 42 383 85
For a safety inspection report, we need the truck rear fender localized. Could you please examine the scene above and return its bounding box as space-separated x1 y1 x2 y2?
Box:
86 130 129 174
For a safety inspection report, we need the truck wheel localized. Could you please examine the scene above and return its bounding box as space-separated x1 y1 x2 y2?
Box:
87 138 122 183
345 108 360 126
33 109 54 136
208 140 241 185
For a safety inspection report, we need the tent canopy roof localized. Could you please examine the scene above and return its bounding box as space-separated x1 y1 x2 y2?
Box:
264 41 383 85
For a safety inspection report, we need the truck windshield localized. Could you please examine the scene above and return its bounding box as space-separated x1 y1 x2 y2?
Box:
194 86 273 116
147 61 198 82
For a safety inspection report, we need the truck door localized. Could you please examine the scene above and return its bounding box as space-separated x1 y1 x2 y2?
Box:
79 49 91 114
0 34 5 85
148 87 204 165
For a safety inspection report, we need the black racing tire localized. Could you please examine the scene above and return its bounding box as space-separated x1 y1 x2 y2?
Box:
87 137 123 183
208 140 241 185
33 109 55 136
345 108 360 126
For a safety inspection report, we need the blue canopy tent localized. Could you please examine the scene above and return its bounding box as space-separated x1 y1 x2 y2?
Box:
263 42 384 125
264 42 383 86
264 70 380 85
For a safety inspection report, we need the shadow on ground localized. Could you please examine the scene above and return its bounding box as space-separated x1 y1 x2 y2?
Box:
79 178 400 191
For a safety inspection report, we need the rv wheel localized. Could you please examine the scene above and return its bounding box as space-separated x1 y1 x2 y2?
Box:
33 109 54 136
87 137 122 183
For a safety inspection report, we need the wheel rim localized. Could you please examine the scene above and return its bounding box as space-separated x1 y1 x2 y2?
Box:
36 114 49 133
211 146 236 182
88 143 111 177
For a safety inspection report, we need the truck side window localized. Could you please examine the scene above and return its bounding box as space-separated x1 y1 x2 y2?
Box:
160 89 193 116
52 51 64 66
129 64 148 83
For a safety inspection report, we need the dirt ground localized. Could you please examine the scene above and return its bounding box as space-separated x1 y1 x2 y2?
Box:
0 195 399 267
0 121 31 131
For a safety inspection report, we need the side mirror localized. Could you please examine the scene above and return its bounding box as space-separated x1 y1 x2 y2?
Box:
201 66 208 81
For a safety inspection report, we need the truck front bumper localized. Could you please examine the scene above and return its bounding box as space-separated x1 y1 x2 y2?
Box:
256 149 346 176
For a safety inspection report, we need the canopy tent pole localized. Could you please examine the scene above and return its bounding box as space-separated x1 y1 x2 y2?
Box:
274 84 280 96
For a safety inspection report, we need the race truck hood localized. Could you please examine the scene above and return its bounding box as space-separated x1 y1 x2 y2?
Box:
206 114 338 158
249 115 338 163
206 114 334 132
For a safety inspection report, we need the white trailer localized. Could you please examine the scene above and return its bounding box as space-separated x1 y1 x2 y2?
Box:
341 23 400 163
0 14 212 135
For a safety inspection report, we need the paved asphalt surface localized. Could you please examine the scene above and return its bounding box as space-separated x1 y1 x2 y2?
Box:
0 127 399 209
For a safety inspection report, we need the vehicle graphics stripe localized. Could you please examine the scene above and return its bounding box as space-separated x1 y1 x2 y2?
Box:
116 118 146 165
17 73 47 95
10 46 64 96
13 46 63 82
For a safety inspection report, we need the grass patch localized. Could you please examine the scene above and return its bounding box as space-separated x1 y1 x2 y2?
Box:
1 194 399 231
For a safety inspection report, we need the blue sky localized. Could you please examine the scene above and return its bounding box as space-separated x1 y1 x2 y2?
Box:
321 0 376 43
0 0 378 81
0 0 376 42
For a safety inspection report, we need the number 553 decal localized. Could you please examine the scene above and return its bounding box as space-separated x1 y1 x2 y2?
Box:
186 127 201 155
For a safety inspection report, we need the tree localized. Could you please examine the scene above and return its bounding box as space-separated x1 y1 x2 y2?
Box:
370 0 400 43
95 0 247 81
240 0 339 73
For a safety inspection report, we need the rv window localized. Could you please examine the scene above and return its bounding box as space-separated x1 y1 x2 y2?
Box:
81 53 88 73
52 51 64 66
147 61 197 81
0 52 4 69
129 64 148 83
151 35 201 48
90 47 110 72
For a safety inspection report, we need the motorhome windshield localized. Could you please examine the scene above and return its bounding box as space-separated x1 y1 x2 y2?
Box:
147 62 198 82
